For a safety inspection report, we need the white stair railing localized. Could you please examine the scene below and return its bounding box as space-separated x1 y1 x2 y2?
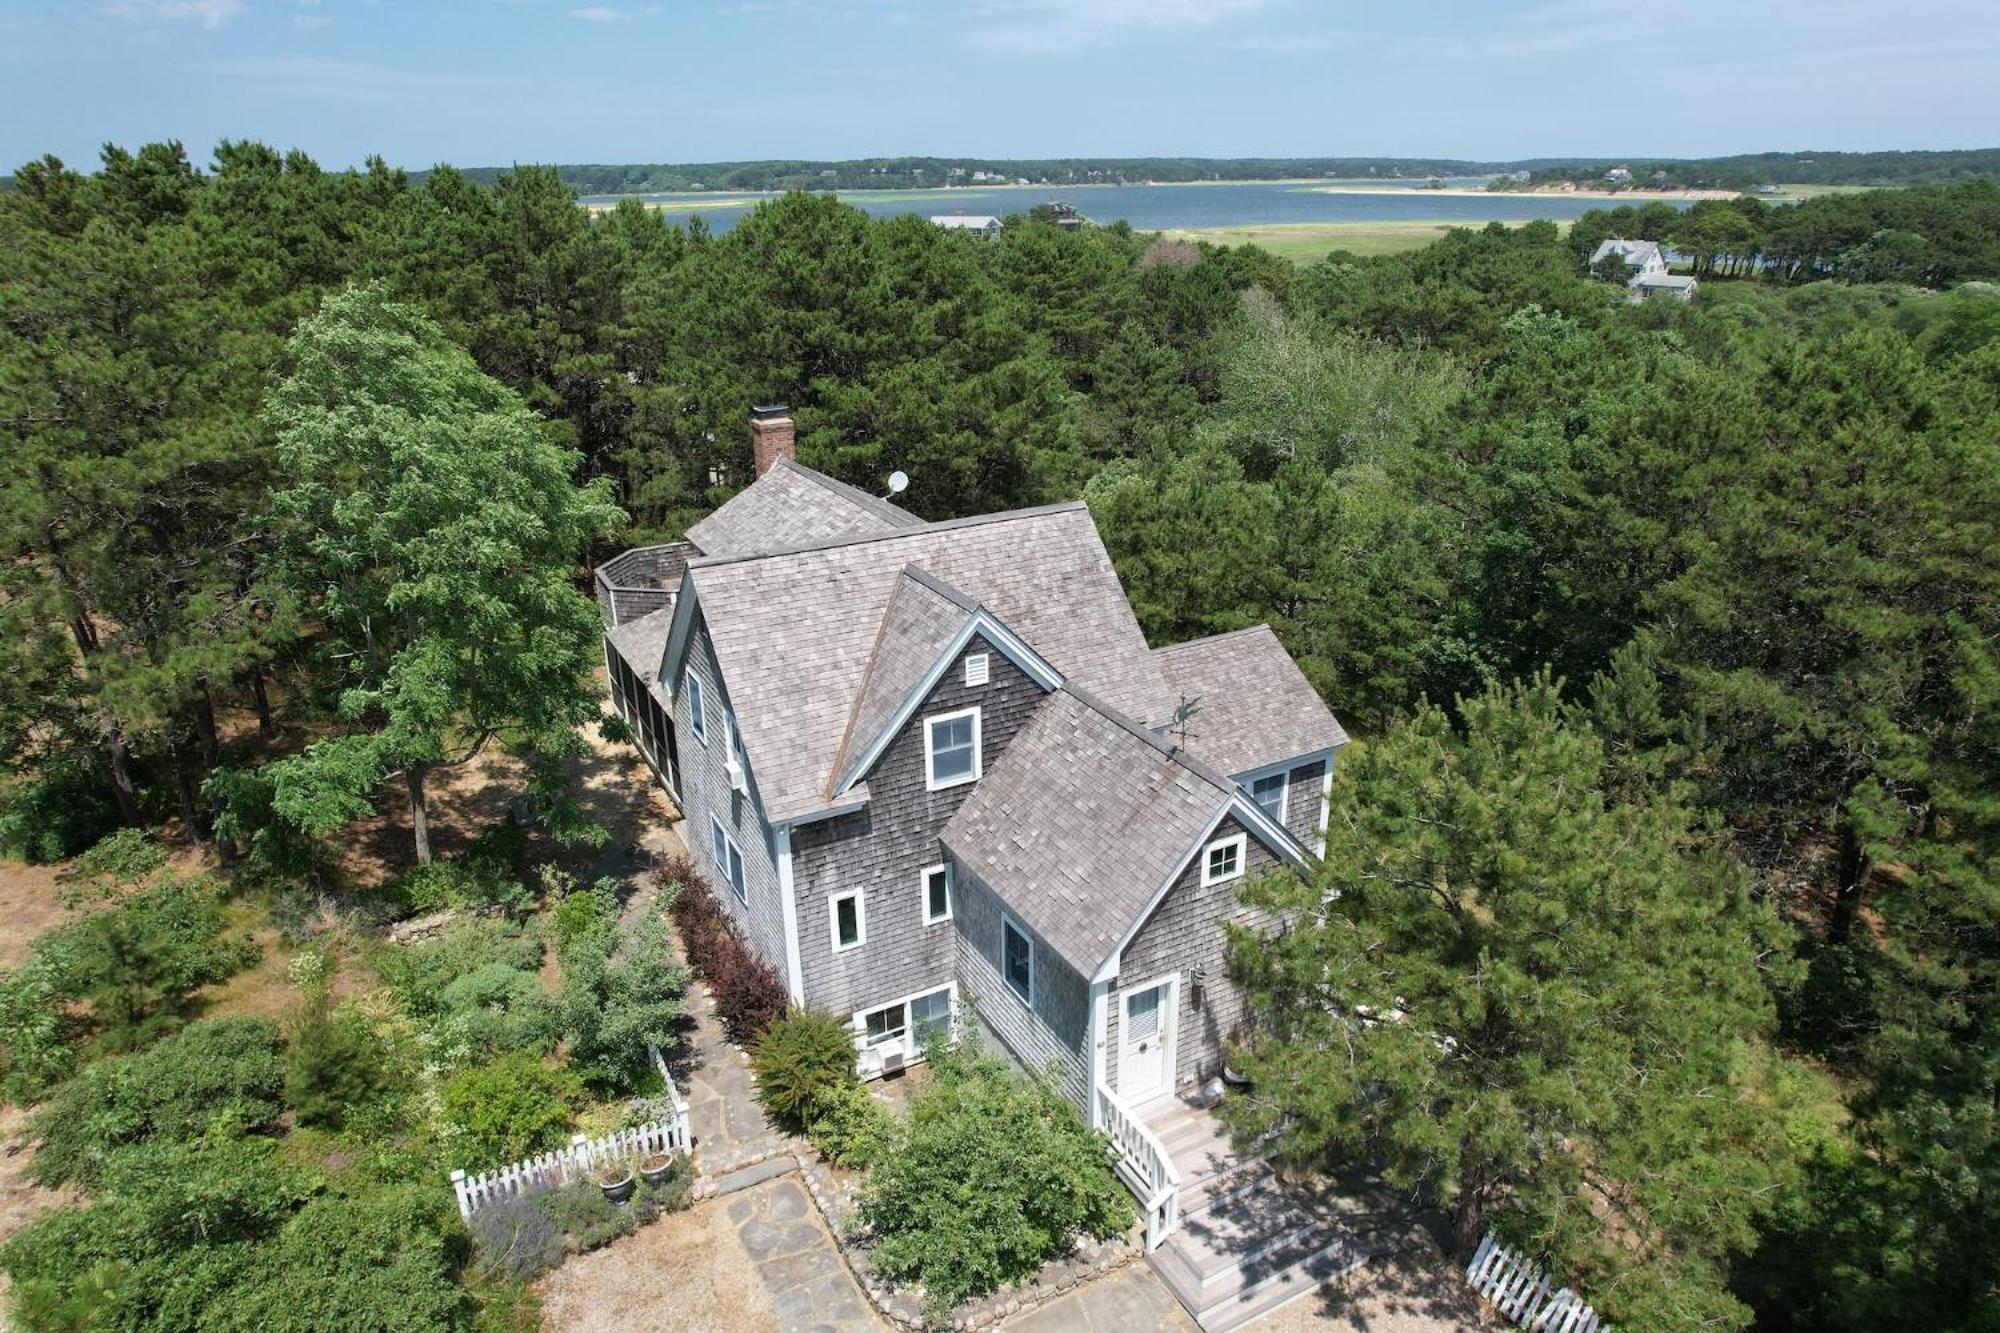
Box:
1095 1081 1181 1249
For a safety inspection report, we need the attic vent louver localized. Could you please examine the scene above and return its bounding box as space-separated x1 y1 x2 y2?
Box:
964 653 990 687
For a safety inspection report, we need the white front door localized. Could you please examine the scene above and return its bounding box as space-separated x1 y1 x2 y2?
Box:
1120 978 1174 1104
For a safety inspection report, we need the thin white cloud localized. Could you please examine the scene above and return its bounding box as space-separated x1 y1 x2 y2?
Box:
967 0 1273 55
108 0 246 28
570 5 628 19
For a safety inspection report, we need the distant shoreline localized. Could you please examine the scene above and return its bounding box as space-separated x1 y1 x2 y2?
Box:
1309 184 1743 201
576 177 1414 205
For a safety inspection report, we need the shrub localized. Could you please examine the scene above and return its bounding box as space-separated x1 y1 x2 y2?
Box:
442 1053 582 1169
376 822 532 920
30 1017 286 1187
378 918 544 1015
0 949 81 1103
467 1190 566 1283
546 879 616 953
662 863 784 1044
860 1045 1132 1318
0 760 121 864
807 1080 902 1169
436 963 561 1057
709 943 788 1045
286 1007 395 1129
558 903 688 1091
750 1009 858 1131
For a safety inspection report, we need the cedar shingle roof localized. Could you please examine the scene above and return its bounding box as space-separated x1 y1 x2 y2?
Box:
685 457 923 557
1152 626 1349 775
605 607 674 686
828 568 975 789
681 503 1171 823
942 688 1235 975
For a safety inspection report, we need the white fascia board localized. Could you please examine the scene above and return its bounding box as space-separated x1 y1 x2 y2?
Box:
1229 746 1335 788
773 824 805 1004
1089 791 1311 987
657 573 703 700
832 608 1062 797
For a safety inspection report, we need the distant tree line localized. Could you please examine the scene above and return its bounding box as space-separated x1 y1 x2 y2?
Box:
1494 146 2000 191
1571 180 2000 283
2 138 1997 1332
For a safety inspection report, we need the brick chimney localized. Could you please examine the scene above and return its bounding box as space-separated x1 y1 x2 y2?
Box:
750 404 795 479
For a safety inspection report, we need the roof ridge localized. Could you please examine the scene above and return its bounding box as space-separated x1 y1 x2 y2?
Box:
1058 682 1237 797
771 457 925 529
1152 624 1275 656
685 500 1092 571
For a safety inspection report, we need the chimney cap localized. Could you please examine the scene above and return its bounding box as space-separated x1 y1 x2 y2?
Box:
751 403 792 421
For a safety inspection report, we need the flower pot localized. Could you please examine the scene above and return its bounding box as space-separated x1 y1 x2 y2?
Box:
597 1167 636 1204
639 1152 679 1188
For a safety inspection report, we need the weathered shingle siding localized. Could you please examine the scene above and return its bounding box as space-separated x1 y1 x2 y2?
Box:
1283 758 1327 849
1109 815 1285 1096
792 636 1045 1020
675 615 790 978
951 859 1092 1110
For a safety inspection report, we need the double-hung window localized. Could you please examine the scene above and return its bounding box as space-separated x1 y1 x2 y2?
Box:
1201 832 1246 887
709 816 746 902
830 890 865 952
924 707 981 791
864 1002 905 1048
1251 772 1288 824
921 864 952 925
684 670 708 745
1001 915 1033 1003
911 987 953 1044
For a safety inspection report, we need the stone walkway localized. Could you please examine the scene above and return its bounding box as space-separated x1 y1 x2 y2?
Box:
730 1176 886 1332
999 1265 1198 1333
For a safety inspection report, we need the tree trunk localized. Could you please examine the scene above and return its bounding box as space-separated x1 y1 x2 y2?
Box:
193 679 220 767
172 754 205 847
106 726 142 827
408 765 433 866
1450 1190 1487 1261
250 671 275 740
1829 818 1870 944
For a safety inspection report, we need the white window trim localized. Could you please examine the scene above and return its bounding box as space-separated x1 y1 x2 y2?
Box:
963 652 990 687
921 863 953 925
852 983 957 1071
829 889 866 953
1251 771 1290 826
684 670 708 745
923 705 983 792
709 815 746 903
1000 912 1034 1004
1201 832 1248 887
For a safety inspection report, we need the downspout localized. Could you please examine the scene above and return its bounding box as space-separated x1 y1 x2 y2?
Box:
773 823 806 1004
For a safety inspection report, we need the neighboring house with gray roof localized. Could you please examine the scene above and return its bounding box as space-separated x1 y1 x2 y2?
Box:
597 406 1347 1255
1588 236 1668 278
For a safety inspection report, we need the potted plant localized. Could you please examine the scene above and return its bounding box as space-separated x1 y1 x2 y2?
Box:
639 1150 680 1188
596 1160 636 1204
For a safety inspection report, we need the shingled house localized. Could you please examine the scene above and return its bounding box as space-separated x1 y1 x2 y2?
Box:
600 408 1358 1309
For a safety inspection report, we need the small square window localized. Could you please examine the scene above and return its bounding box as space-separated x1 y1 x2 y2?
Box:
684 671 708 744
830 891 865 952
865 1003 906 1047
925 707 982 791
922 864 952 924
1251 772 1287 823
912 988 953 1043
964 653 989 687
1202 833 1246 887
1002 916 1033 1002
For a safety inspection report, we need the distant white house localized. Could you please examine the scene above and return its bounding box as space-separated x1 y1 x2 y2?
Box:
930 214 1003 238
1589 237 1668 277
1631 271 1699 302
1603 165 1634 183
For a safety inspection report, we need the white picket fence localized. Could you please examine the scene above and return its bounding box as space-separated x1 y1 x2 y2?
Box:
450 1043 692 1221
1466 1232 1609 1332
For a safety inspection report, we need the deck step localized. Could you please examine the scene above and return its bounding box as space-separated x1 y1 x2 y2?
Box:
1149 1171 1373 1333
1179 1157 1272 1219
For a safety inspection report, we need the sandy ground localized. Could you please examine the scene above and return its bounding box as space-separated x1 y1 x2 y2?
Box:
1252 1241 1503 1333
0 1103 80 1328
535 1191 783 1333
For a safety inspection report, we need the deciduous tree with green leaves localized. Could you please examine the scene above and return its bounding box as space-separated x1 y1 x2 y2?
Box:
259 283 623 863
1226 676 1804 1332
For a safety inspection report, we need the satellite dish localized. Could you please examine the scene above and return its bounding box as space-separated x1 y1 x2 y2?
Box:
885 470 910 497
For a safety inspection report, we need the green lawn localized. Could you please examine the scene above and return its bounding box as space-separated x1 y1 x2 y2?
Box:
1167 218 1572 262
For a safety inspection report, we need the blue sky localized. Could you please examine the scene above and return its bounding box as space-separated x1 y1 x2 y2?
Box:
3 0 1997 172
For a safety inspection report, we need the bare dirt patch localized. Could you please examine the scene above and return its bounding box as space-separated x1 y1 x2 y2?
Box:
0 1102 80 1327
535 1192 781 1333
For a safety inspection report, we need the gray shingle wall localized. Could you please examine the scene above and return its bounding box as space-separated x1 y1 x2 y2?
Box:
951 858 1091 1110
1107 814 1285 1097
1282 759 1327 849
675 616 791 979
791 635 1045 1021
